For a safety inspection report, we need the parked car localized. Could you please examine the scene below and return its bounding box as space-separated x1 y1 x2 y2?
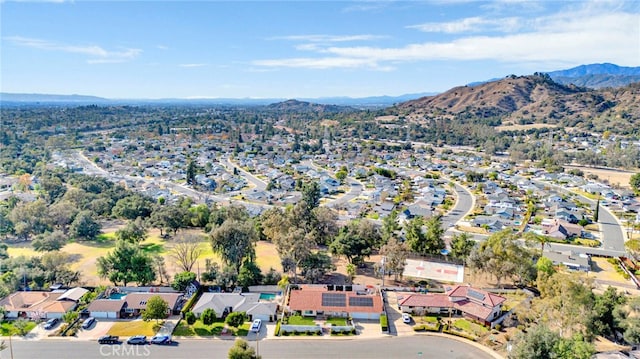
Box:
127 335 147 345
43 318 59 330
250 319 262 333
150 335 172 345
82 317 96 329
402 313 411 324
98 335 120 344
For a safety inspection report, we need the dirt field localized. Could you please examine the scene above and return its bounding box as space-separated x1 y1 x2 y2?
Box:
564 165 637 189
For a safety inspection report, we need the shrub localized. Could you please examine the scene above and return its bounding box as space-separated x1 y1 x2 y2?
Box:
282 331 289 336
201 308 216 325
185 311 196 325
225 312 247 328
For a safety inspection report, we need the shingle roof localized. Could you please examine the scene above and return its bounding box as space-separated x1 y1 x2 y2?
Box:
87 299 127 313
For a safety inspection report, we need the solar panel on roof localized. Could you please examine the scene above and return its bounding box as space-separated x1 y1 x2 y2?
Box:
349 297 373 307
467 289 485 301
322 293 346 307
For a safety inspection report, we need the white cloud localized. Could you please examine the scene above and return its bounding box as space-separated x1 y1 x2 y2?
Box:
408 16 522 33
179 63 207 68
254 6 639 70
5 36 141 63
270 34 386 43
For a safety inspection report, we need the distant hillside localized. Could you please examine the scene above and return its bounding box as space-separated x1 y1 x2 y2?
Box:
267 99 351 113
0 92 108 103
546 63 640 89
395 74 640 134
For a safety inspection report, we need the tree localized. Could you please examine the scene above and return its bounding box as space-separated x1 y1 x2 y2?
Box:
536 256 556 278
467 230 536 287
112 194 154 220
69 210 101 241
594 198 600 223
142 295 169 323
169 234 204 272
172 271 197 292
380 237 408 281
237 260 263 289
225 311 247 328
301 181 321 211
300 251 335 283
150 204 188 236
96 240 156 286
449 232 475 260
210 219 257 272
201 308 217 325
115 218 147 243
381 210 400 244
186 160 197 186
62 311 78 324
589 286 626 337
274 228 310 282
185 311 196 325
13 318 31 336
32 230 67 252
228 338 261 359
346 263 356 284
510 324 593 359
330 220 380 265
630 173 640 192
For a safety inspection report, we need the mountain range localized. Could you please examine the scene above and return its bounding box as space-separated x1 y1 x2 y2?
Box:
396 73 640 134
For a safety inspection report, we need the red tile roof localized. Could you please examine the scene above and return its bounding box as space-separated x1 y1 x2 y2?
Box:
288 289 382 313
399 286 506 322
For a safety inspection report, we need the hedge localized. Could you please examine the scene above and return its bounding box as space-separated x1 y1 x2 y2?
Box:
181 286 203 315
380 314 388 332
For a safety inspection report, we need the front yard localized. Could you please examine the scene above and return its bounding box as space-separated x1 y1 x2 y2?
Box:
1 321 37 336
107 320 160 336
173 320 250 337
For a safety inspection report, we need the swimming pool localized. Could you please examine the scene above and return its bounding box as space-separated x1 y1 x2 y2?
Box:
259 293 276 301
109 293 127 300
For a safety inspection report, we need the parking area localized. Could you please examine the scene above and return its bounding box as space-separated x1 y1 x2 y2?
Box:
75 320 114 340
384 291 417 336
23 321 58 340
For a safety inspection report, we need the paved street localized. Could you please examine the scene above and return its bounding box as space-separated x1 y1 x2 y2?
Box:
7 336 497 359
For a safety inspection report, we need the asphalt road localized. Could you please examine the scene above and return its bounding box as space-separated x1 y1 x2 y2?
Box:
443 182 475 230
7 336 496 359
222 157 268 192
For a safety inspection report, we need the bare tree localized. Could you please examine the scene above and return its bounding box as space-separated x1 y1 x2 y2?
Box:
169 234 204 273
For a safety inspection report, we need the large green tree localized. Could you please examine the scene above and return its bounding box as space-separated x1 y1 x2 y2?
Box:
142 295 169 323
96 240 156 286
630 173 640 192
330 219 380 265
210 219 257 272
228 338 261 359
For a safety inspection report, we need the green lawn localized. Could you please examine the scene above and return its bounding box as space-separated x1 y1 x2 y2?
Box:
1 321 37 336
452 319 489 336
107 320 160 336
172 320 249 337
418 316 440 324
326 317 347 326
287 315 316 326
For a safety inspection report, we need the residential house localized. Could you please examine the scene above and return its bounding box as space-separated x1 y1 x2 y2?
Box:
0 287 88 319
87 299 127 319
191 293 277 322
287 285 383 320
543 218 582 240
397 285 506 326
123 292 183 317
543 251 591 272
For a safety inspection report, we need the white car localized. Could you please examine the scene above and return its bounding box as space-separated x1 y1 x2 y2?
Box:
402 313 411 324
250 319 262 333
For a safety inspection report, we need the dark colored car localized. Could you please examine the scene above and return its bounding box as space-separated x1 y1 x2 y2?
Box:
43 318 59 330
82 317 96 329
150 335 172 345
127 335 147 345
98 335 120 344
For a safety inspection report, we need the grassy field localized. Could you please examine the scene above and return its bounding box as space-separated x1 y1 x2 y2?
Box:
107 320 160 336
5 226 282 287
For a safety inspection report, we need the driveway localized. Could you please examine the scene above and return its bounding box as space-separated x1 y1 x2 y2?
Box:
22 321 58 341
383 291 416 337
75 320 114 340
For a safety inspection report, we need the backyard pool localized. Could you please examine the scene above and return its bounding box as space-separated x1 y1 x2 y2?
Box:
109 293 127 300
259 293 276 301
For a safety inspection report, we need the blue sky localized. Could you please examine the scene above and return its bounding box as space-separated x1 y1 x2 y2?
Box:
1 0 639 99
